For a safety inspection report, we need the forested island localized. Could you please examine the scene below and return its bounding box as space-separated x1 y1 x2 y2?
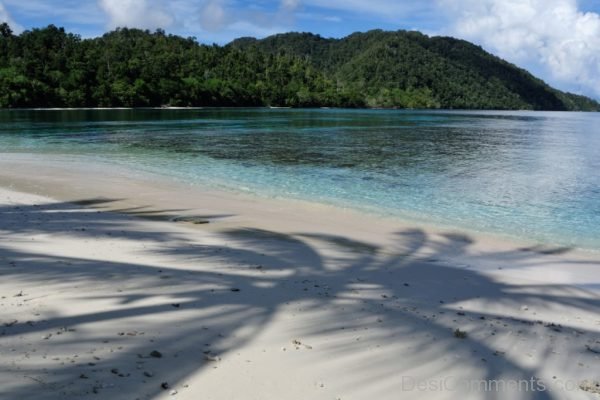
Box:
0 23 598 110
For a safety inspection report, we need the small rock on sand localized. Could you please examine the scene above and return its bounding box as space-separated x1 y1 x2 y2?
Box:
579 380 600 394
204 354 221 362
585 345 600 354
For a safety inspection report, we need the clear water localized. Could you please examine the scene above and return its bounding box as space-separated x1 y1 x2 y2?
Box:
1 108 599 249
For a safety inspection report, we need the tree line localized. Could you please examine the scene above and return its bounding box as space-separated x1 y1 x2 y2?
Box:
0 23 598 110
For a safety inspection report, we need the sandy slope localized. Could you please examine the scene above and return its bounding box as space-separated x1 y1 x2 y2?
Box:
1 155 600 400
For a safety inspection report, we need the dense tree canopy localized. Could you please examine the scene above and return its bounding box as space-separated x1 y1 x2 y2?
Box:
0 23 598 110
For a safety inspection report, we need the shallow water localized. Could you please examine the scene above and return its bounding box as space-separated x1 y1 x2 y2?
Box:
1 108 599 249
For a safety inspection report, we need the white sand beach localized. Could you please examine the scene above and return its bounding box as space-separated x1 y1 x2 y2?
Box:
1 154 599 400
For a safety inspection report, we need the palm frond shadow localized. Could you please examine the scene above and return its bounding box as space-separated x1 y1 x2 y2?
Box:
1 198 599 399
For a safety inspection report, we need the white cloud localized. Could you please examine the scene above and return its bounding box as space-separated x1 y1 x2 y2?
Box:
439 0 600 97
196 0 298 39
99 0 174 30
280 0 301 12
0 1 23 32
302 0 435 21
199 0 229 32
324 15 342 23
3 0 101 26
225 20 287 39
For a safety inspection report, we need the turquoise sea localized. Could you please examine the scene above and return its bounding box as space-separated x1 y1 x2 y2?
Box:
0 108 599 249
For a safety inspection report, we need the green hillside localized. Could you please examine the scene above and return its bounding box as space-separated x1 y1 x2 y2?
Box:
1 24 598 110
230 30 599 111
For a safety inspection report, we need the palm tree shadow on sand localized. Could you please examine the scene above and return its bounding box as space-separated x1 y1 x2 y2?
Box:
1 198 599 399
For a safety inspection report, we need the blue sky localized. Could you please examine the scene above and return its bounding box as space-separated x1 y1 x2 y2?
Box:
1 0 600 99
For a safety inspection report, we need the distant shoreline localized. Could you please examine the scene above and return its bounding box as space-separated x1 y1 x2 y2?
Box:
0 106 596 112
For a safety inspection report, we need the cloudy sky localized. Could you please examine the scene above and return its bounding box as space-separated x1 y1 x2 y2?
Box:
1 0 600 99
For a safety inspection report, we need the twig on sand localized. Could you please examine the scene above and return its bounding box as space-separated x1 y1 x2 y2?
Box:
585 345 600 354
24 375 48 386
